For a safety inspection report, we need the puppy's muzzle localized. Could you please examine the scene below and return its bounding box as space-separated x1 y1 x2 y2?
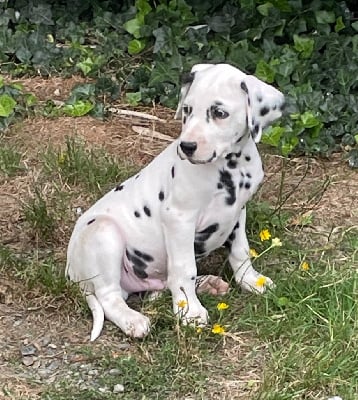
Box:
180 141 197 157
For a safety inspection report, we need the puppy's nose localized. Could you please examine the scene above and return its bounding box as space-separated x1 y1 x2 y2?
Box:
180 141 197 157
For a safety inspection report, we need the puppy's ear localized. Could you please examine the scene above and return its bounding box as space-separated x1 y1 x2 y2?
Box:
174 64 214 120
240 76 285 143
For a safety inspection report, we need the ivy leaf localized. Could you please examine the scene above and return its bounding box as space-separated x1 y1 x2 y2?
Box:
128 39 146 55
262 126 285 147
123 18 143 39
76 57 94 76
257 3 273 17
300 111 321 128
29 4 54 25
335 16 345 33
255 59 275 83
293 35 314 59
315 10 335 24
63 100 94 117
0 94 17 117
148 61 179 87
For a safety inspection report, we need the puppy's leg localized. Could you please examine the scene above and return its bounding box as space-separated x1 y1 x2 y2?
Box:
162 207 208 325
67 216 150 339
228 207 274 293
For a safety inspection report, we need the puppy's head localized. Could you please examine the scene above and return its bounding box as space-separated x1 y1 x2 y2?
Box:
175 63 285 164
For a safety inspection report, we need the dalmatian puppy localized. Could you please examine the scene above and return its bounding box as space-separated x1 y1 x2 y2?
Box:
66 63 284 340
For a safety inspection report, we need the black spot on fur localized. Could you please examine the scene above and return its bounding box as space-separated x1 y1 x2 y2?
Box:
217 182 223 189
126 250 148 279
227 159 237 169
236 135 244 143
171 166 175 178
159 191 164 201
135 174 140 179
133 249 154 263
240 81 248 93
253 124 260 135
143 206 151 217
191 276 196 280
246 172 252 178
206 108 210 123
245 182 251 189
219 169 236 205
194 223 219 257
134 211 140 218
87 218 95 225
239 181 244 188
228 232 236 242
233 221 240 230
114 184 124 192
257 95 263 102
183 116 187 124
245 155 251 162
260 106 269 116
236 151 242 158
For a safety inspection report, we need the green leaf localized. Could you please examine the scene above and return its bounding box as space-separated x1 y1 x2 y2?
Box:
293 35 314 59
63 100 94 117
128 39 146 55
281 135 299 156
262 126 285 147
335 16 345 33
315 10 336 24
125 92 142 106
76 57 94 76
352 21 358 31
0 94 17 117
255 60 275 83
123 18 143 39
257 2 273 17
300 111 320 128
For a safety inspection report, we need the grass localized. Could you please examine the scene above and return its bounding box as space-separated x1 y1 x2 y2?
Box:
1 120 357 399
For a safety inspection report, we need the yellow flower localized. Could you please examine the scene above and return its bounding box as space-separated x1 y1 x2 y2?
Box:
259 229 271 241
177 300 187 309
217 302 229 311
196 327 202 334
256 275 267 288
211 323 225 335
249 248 259 258
300 261 310 271
271 237 282 247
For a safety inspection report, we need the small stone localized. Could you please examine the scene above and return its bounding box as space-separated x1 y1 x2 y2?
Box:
113 384 125 393
48 343 57 349
98 387 108 393
88 369 98 376
109 368 121 376
22 356 35 366
47 360 61 371
21 344 37 356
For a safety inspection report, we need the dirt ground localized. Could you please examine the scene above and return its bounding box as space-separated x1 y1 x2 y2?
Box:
0 76 357 398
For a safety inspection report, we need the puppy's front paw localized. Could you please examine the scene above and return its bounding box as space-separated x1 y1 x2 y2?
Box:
174 300 209 326
238 272 275 294
121 309 151 338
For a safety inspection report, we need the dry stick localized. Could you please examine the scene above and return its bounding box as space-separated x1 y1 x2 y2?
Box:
108 108 166 122
270 158 311 217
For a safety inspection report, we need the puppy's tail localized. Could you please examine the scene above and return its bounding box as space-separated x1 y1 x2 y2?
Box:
86 294 105 341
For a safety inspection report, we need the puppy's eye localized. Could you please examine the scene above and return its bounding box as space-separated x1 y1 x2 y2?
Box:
212 107 229 119
182 105 192 115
